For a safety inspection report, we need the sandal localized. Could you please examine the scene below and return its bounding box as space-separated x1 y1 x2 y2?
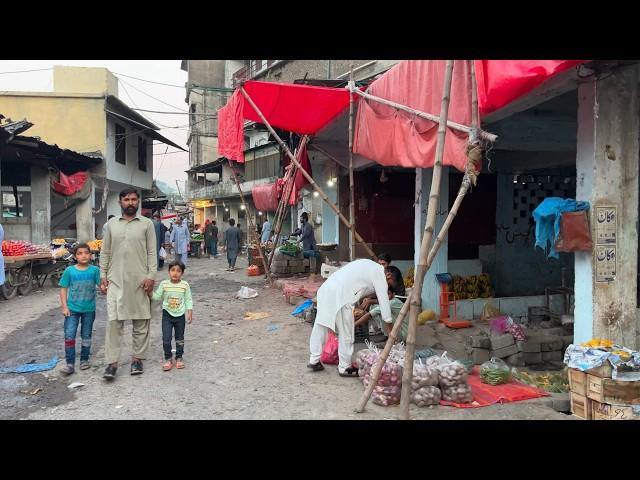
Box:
338 367 359 378
175 358 185 369
163 359 173 371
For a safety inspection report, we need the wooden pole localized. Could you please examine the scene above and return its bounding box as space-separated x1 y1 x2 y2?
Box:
228 160 274 286
398 60 455 420
349 85 497 143
355 60 456 415
348 65 356 261
266 142 304 273
239 86 377 259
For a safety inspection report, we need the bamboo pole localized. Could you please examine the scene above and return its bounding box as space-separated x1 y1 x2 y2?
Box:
348 65 356 261
239 87 377 259
266 137 307 273
398 60 455 420
355 60 486 415
348 85 497 143
355 60 456 415
228 160 274 286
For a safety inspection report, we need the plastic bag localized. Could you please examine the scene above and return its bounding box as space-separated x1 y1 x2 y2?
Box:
159 247 167 260
411 386 441 407
441 384 473 403
480 357 512 385
489 316 510 335
363 358 402 388
236 286 259 299
320 331 339 365
555 211 593 253
371 385 402 406
481 300 501 321
412 359 439 389
429 352 469 388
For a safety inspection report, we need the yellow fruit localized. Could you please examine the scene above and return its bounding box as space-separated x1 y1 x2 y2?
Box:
417 309 436 325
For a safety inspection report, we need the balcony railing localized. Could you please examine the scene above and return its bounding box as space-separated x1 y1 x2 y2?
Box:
232 61 282 87
187 176 278 202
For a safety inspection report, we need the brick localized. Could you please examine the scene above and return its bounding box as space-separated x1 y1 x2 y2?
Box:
287 259 303 267
471 348 491 365
506 352 525 367
469 335 491 349
517 341 541 353
492 343 519 359
540 336 563 352
542 351 563 362
548 393 571 412
491 334 515 351
524 352 543 365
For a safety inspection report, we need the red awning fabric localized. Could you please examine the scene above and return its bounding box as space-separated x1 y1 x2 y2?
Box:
353 60 586 172
251 183 279 212
474 60 587 116
217 90 245 163
353 60 475 172
217 81 351 163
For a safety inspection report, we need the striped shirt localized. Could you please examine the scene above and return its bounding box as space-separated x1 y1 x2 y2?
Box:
152 279 193 317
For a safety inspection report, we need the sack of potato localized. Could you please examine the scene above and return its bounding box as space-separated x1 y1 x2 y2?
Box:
410 360 441 407
426 352 474 404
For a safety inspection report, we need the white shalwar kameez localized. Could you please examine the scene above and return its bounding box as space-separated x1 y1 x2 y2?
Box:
309 259 392 373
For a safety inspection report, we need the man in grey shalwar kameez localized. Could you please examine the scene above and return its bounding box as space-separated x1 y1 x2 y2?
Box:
100 189 157 380
224 218 241 272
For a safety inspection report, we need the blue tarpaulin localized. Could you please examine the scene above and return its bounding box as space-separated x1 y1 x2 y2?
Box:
0 356 59 374
532 198 589 259
291 299 313 317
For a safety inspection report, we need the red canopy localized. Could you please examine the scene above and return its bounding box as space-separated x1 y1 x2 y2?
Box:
474 60 586 116
217 80 351 163
353 60 586 172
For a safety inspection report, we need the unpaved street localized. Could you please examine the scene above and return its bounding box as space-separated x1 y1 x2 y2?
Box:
0 256 572 420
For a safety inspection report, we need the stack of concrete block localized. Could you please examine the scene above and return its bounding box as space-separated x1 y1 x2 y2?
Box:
271 253 305 275
466 330 570 368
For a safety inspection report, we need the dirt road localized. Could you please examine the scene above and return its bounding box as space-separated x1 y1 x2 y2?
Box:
0 255 572 420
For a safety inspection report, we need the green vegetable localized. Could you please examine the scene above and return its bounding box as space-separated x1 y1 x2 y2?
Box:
480 357 512 385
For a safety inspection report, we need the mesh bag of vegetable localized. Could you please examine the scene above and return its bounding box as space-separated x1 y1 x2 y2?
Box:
480 357 512 385
410 359 441 407
441 384 473 403
411 386 442 407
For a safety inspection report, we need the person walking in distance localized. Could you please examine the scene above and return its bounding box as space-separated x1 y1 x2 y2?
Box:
224 218 241 272
153 213 167 270
205 220 219 258
170 216 190 265
100 188 157 380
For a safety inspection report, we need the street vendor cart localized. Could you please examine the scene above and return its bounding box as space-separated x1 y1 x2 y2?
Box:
1 253 59 299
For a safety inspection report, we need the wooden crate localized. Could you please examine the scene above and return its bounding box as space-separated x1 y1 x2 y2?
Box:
585 363 613 378
590 399 640 420
568 369 588 396
570 392 592 419
586 375 640 405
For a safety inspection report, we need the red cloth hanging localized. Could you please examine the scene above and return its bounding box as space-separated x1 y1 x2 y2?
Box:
52 171 89 196
474 60 586 116
251 183 279 212
217 90 245 163
353 60 474 172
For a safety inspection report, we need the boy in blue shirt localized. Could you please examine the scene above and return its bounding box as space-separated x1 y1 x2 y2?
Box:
58 243 101 375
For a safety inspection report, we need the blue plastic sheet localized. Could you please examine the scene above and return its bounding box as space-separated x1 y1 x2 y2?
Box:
0 357 59 374
291 299 313 317
532 197 589 259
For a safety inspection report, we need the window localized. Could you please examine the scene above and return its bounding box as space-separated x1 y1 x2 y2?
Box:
190 104 196 128
138 137 147 172
115 124 126 165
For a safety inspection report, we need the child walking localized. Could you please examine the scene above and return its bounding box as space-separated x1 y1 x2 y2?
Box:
151 260 193 371
58 243 101 375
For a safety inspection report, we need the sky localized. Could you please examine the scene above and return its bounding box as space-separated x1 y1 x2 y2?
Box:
0 60 189 187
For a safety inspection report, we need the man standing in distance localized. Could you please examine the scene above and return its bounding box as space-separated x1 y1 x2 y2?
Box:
224 218 241 272
170 216 190 265
100 189 157 380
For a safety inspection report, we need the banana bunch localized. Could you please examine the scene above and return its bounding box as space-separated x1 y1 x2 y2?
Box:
451 274 493 300
404 267 415 288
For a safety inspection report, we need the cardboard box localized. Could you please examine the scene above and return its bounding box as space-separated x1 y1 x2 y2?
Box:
586 375 640 405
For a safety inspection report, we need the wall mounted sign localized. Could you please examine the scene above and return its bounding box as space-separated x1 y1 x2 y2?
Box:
595 245 616 282
595 206 617 245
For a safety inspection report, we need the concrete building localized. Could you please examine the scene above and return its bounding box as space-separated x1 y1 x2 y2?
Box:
0 66 183 242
